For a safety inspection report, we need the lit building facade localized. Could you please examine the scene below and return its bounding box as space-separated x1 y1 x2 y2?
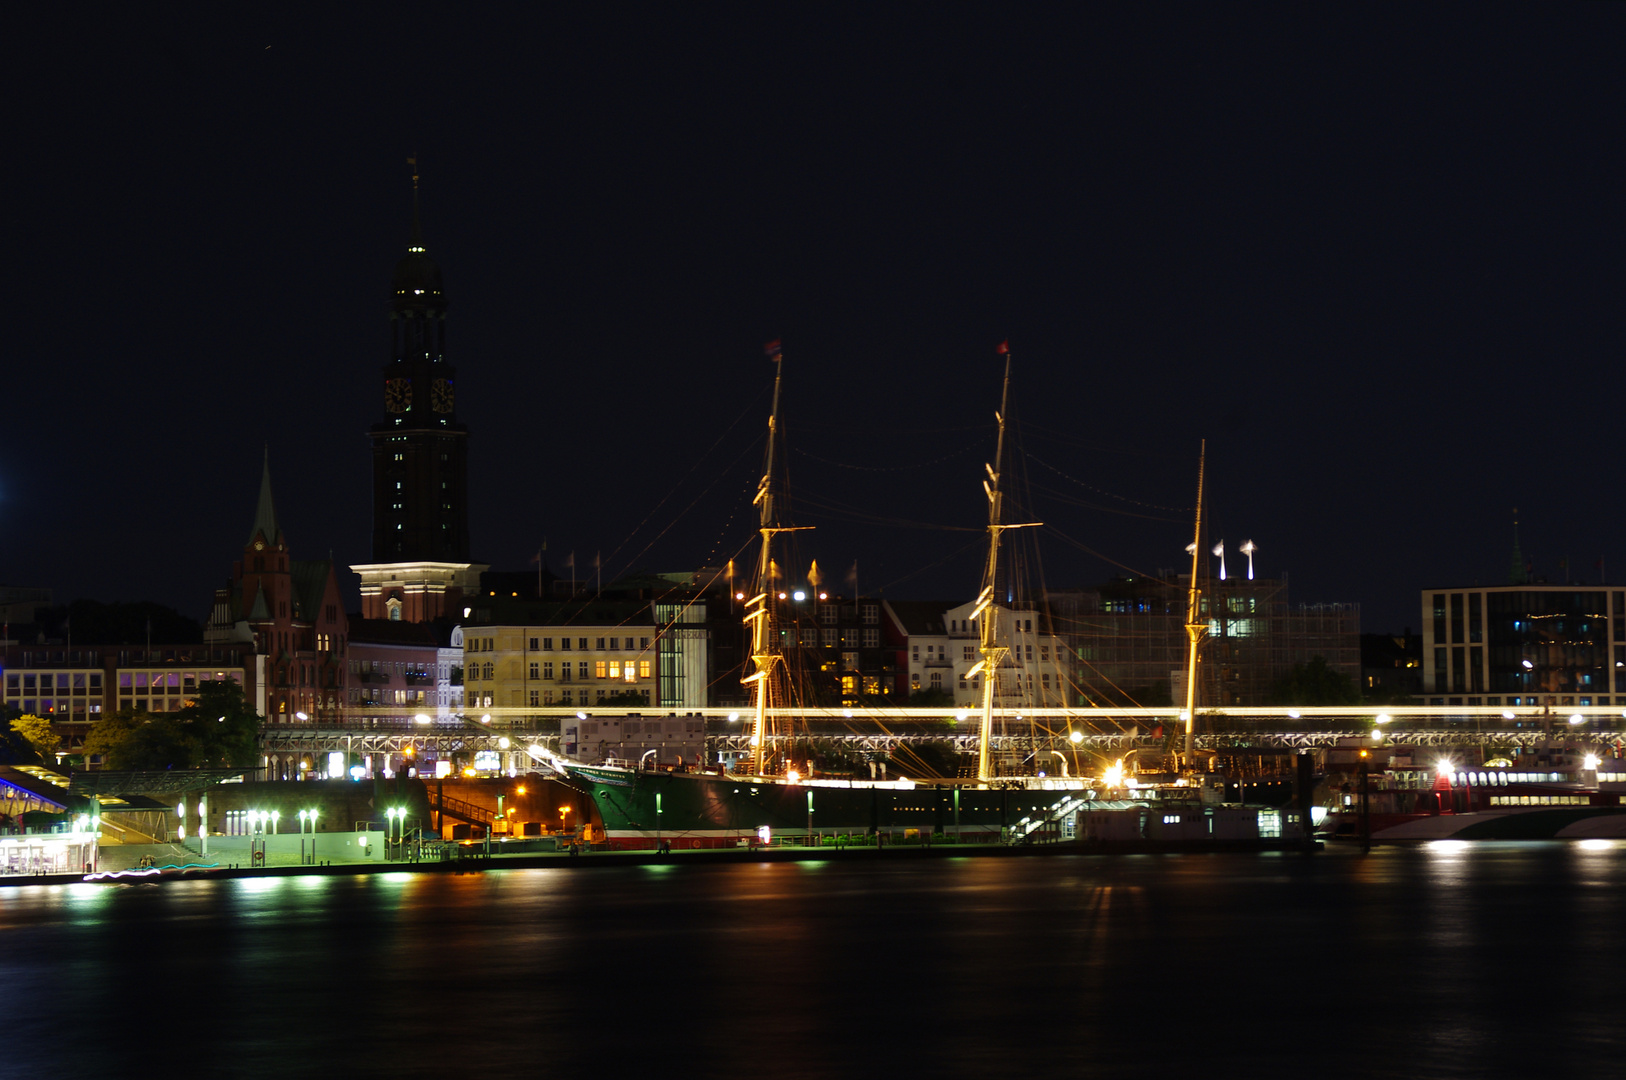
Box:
461 604 662 722
1420 584 1626 707
1 643 254 763
1046 575 1360 708
885 601 1072 707
345 618 454 726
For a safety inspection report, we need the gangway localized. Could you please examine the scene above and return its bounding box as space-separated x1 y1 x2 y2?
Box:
1009 794 1091 844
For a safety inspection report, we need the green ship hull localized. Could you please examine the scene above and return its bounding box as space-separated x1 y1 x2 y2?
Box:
559 764 1084 848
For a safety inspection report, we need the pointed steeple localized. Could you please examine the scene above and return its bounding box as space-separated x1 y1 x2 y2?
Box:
391 156 444 309
248 447 283 549
1508 507 1527 585
409 154 424 251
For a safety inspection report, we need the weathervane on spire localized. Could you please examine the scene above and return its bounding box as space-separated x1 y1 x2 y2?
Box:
406 155 424 252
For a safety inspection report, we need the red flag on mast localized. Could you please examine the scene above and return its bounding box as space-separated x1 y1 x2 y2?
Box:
996 340 1009 354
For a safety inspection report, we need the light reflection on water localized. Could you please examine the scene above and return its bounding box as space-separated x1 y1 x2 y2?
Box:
2 845 1623 1078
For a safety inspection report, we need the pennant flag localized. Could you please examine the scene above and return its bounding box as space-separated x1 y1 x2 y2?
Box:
764 339 782 360
996 340 1009 354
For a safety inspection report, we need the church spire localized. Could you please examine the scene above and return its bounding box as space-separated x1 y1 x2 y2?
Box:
248 446 283 549
407 154 424 251
1508 507 1528 585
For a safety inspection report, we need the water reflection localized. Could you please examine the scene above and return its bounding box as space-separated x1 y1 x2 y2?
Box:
3 848 1625 1078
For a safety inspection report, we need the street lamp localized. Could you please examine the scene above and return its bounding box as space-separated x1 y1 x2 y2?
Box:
297 808 319 864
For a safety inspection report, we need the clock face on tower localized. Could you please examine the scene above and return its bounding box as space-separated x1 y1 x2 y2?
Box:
385 378 412 413
431 378 454 413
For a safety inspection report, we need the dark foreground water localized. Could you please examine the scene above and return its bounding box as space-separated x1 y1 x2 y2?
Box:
3 842 1623 1079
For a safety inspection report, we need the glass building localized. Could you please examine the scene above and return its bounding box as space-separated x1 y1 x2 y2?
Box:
1420 585 1625 706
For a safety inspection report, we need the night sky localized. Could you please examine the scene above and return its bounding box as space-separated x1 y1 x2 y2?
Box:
10 5 1626 634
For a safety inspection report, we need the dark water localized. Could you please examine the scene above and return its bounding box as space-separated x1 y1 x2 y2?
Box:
4 842 1623 1079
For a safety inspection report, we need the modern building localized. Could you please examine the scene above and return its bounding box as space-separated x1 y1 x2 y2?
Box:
1419 584 1626 707
1046 575 1360 708
352 174 485 622
1 643 256 761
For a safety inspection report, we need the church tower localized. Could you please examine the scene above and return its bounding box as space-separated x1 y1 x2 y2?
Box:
352 165 485 622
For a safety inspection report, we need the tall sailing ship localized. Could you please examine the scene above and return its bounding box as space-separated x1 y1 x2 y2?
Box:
545 341 1089 848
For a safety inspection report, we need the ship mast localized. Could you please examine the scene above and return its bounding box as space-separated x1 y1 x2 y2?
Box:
744 341 809 776
973 343 1039 783
1181 441 1208 763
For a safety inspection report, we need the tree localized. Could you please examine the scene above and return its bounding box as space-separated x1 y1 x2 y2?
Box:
0 710 51 765
906 687 957 707
11 715 58 763
174 679 261 768
1269 655 1361 706
81 680 262 771
81 709 149 766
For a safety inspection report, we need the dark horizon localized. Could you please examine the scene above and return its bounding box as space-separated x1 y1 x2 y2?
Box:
10 6 1626 634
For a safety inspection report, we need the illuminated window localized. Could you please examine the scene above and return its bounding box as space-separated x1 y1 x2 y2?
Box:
609 661 621 679
638 661 650 678
595 661 607 679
